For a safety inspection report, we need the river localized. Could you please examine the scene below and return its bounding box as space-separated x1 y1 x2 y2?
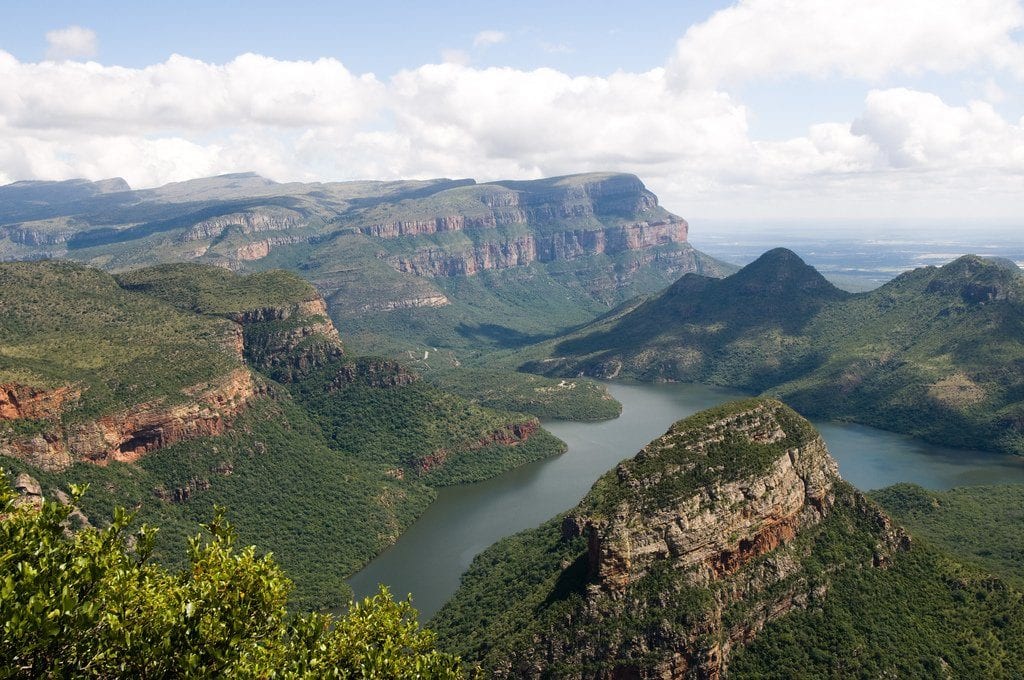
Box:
348 381 1024 619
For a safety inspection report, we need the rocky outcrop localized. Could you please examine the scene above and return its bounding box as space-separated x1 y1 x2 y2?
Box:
359 295 450 312
361 174 664 241
0 368 261 472
0 383 81 420
1 222 79 246
325 359 419 390
579 405 836 593
233 235 307 261
232 297 346 381
179 208 304 242
386 219 689 278
496 399 910 679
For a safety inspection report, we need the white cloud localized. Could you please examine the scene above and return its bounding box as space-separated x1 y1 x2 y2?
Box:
669 0 1024 88
851 88 1024 170
473 30 507 48
45 25 97 61
0 52 383 133
2 1 1024 221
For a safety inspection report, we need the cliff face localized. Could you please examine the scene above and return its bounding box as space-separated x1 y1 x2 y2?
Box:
575 402 837 595
233 297 346 382
178 208 304 242
2 368 261 472
387 220 689 278
435 399 911 679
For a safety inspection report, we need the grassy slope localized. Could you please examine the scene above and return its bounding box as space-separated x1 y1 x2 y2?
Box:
0 260 239 423
871 483 1024 589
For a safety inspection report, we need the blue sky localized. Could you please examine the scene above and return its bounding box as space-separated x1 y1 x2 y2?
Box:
0 0 1022 221
0 1 721 74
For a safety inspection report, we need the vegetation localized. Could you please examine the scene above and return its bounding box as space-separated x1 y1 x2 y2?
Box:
580 398 817 518
424 368 622 422
2 396 436 611
0 261 239 422
117 263 320 316
729 544 1024 677
1 260 572 610
433 402 1024 677
0 476 468 678
525 250 1024 455
872 483 1024 588
1 171 734 359
289 363 566 486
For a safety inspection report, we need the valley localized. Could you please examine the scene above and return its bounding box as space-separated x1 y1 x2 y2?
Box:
4 171 1024 677
351 379 1024 620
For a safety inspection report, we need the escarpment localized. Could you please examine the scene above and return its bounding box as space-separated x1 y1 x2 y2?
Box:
573 401 838 594
1 368 261 472
434 399 911 679
386 220 689 278
0 262 344 471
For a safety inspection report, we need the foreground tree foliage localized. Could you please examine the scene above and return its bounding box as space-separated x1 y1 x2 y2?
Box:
0 476 468 678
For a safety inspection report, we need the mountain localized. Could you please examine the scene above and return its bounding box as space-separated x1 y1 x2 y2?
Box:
524 249 1024 455
432 399 1024 677
0 172 733 354
524 248 849 389
0 260 564 608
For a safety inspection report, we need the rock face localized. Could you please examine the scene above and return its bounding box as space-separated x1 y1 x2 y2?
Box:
325 358 419 390
179 208 304 242
578 402 837 594
0 384 81 420
386 220 689 278
233 297 346 382
470 399 910 679
1 368 261 472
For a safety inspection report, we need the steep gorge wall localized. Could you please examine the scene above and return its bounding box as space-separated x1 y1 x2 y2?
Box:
387 220 689 277
1 368 261 472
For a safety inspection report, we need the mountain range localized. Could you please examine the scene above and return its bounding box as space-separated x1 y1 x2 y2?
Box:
0 172 732 354
523 248 1024 455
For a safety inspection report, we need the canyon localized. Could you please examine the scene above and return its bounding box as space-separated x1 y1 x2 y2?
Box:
0 172 730 353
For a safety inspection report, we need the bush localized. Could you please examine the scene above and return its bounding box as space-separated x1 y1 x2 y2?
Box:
0 476 469 678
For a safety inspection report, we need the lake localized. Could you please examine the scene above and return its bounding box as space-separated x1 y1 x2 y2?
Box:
348 380 1024 619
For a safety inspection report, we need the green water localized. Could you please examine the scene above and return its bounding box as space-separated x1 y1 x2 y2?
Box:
348 381 1024 619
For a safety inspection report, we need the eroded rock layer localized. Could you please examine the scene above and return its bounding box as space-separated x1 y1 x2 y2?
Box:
435 399 911 679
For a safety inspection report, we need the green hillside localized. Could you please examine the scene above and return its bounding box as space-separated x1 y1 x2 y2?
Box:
525 250 1024 455
0 261 240 423
872 483 1024 588
1 261 566 610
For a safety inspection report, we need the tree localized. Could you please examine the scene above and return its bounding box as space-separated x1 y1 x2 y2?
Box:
0 472 470 678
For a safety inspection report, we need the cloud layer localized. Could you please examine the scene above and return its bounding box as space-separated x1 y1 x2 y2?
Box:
3 1 1024 220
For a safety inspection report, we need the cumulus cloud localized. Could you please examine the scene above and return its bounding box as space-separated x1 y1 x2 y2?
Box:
669 0 1024 88
852 88 1024 170
473 30 507 48
3 1 1024 219
45 25 97 61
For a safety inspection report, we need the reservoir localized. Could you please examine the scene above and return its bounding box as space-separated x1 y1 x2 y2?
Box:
348 381 1024 619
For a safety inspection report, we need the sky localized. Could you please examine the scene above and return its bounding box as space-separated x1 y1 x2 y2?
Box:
0 0 1022 222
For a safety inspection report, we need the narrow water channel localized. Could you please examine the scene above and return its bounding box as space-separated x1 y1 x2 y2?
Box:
349 381 1024 619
